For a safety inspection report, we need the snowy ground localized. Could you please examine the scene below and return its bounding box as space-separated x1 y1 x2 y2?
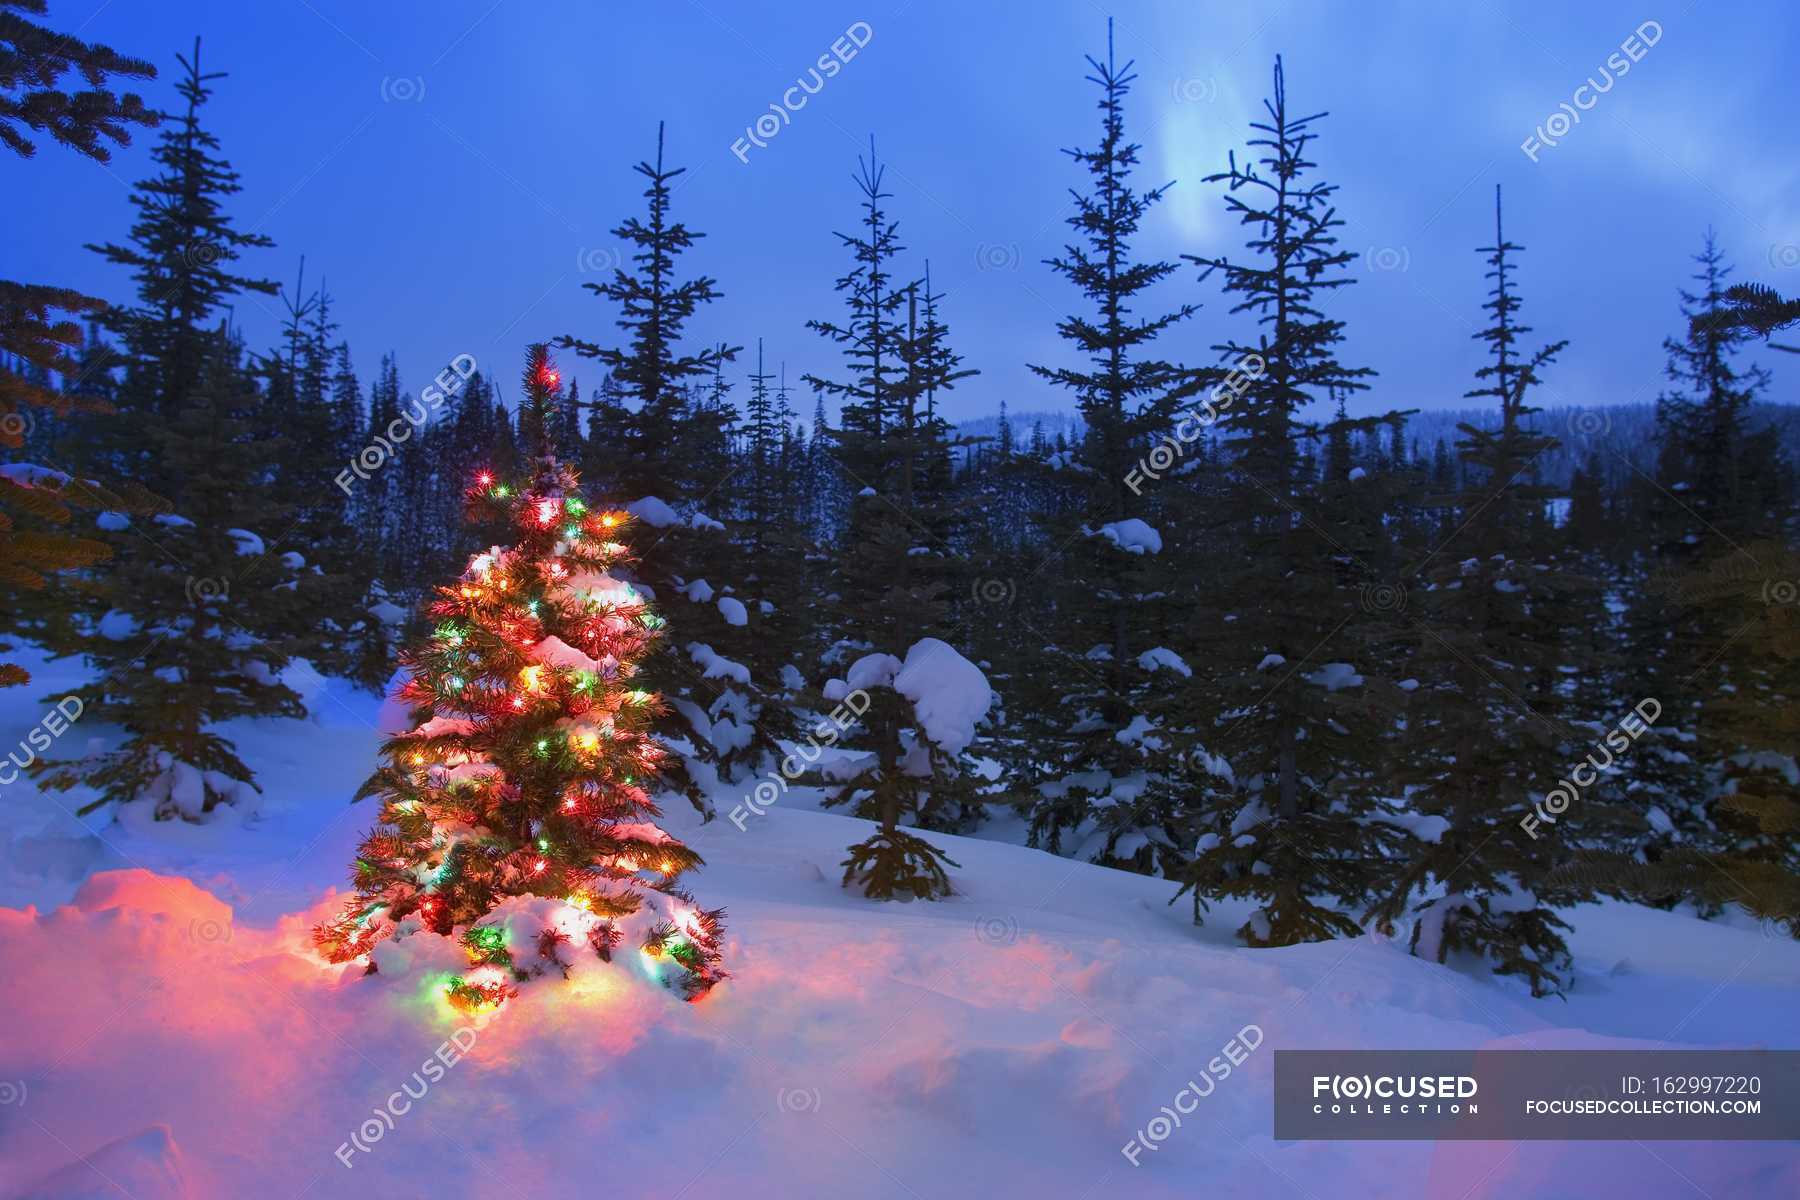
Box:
2 642 1797 1199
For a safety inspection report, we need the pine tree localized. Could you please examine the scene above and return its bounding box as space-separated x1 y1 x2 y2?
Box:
559 125 797 814
1614 236 1779 862
315 345 726 1006
85 38 278 491
0 3 160 686
36 331 309 816
1655 234 1776 538
741 339 783 553
256 263 376 682
1018 22 1199 869
1366 189 1606 996
1167 55 1408 945
0 0 154 161
558 121 735 501
1628 542 1800 930
805 141 989 898
33 43 320 816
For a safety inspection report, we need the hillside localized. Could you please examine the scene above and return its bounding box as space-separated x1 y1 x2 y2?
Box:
3 645 1796 1200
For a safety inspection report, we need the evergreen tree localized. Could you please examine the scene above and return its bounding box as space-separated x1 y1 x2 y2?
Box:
1366 189 1608 995
558 121 736 501
1168 55 1408 945
37 331 309 816
0 0 153 161
255 263 376 681
1018 22 1199 869
1655 234 1776 537
805 141 988 897
316 345 726 1004
86 38 278 491
0 3 160 686
1626 542 1800 931
561 124 793 815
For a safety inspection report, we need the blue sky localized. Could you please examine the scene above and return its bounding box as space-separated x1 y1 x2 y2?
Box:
7 0 1797 425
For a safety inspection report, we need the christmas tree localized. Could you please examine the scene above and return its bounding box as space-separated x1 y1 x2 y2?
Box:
314 345 727 1008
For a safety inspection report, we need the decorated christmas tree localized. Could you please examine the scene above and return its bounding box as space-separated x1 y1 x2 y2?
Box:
314 345 727 1008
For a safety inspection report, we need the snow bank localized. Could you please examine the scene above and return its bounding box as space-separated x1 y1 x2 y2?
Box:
2 648 1798 1199
1 825 1798 1198
9 1125 193 1199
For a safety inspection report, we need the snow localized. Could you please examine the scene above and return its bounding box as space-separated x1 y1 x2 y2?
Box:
226 528 264 556
97 609 141 641
1090 517 1162 555
1348 466 1368 481
281 551 306 569
9 1124 192 1199
1136 646 1191 677
529 635 601 673
152 513 194 529
679 578 715 602
558 569 637 611
1367 805 1451 843
689 511 724 532
368 599 407 625
717 596 748 626
0 640 1796 1198
842 651 901 692
893 638 992 756
1114 714 1164 749
96 511 131 531
624 496 680 528
1305 661 1364 691
0 463 70 489
1255 652 1285 672
686 641 750 685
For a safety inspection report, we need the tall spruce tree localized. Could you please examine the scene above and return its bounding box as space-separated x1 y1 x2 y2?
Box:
805 141 988 898
558 121 735 500
37 331 309 816
1166 54 1408 945
34 44 316 817
1618 235 1781 864
1018 22 1199 871
1365 189 1610 995
86 38 278 492
561 124 793 815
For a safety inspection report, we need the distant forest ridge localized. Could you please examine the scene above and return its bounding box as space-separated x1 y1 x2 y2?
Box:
956 402 1800 490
